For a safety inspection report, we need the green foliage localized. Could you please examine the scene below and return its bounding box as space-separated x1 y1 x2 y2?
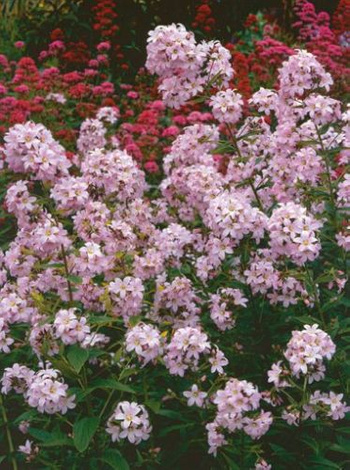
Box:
73 417 100 452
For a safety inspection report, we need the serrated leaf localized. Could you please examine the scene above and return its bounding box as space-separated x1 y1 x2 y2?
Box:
73 417 100 453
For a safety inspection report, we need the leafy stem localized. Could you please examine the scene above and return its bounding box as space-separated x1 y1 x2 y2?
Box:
0 393 18 470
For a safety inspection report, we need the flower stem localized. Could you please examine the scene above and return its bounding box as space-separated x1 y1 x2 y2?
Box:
0 394 18 470
60 245 73 303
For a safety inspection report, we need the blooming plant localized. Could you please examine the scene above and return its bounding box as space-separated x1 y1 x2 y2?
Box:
0 19 349 470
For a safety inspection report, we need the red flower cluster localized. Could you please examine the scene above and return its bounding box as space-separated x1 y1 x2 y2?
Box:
92 0 126 70
61 41 91 69
37 29 91 70
191 0 216 35
244 14 259 30
333 0 350 43
225 45 252 98
222 1 349 98
0 39 205 172
248 37 294 86
293 0 350 96
92 0 119 38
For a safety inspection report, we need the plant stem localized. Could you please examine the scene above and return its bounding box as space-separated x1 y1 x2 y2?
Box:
0 394 18 470
305 267 326 328
249 180 264 212
60 245 73 303
315 125 336 210
225 123 265 211
99 390 114 419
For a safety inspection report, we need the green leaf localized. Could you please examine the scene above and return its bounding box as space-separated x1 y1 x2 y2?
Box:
300 436 320 454
145 399 161 414
340 297 350 307
100 449 130 470
28 428 72 448
28 428 54 442
330 436 350 454
289 315 320 326
13 409 38 425
307 457 340 469
41 437 73 448
128 315 142 327
330 444 350 455
118 367 138 381
158 423 194 437
67 275 83 284
156 409 187 421
221 452 241 470
40 262 65 269
67 345 89 373
48 357 79 380
87 378 136 394
73 417 100 453
337 427 350 435
88 315 117 325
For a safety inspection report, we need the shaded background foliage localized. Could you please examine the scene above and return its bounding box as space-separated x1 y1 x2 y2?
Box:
0 0 341 77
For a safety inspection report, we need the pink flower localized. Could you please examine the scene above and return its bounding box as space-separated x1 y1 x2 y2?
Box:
144 161 159 173
97 41 111 52
209 89 243 124
106 401 151 444
14 41 25 49
127 91 139 99
183 384 207 407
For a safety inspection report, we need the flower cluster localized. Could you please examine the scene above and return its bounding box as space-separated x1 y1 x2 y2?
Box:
2 365 75 414
54 308 90 345
0 19 348 469
146 23 233 107
125 323 163 364
106 401 152 444
209 89 243 124
285 324 336 379
207 379 272 456
209 288 248 331
293 0 350 96
163 327 211 376
108 276 144 323
3 121 71 182
267 202 322 265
